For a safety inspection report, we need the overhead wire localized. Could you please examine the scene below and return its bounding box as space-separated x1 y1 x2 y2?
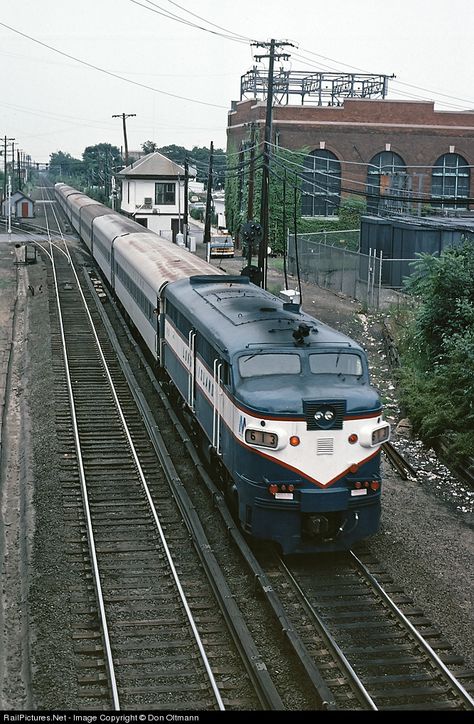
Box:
267 150 474 206
162 0 255 42
266 142 474 171
130 0 253 44
292 47 474 110
0 21 227 110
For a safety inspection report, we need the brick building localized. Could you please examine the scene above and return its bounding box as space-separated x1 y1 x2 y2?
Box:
227 98 474 216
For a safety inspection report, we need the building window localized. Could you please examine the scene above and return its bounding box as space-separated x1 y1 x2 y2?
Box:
155 182 176 205
301 149 341 217
367 151 407 214
431 153 470 210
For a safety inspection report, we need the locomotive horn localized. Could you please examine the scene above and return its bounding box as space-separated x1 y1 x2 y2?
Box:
292 322 312 345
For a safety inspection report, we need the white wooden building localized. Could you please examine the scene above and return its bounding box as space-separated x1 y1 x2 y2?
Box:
117 152 193 240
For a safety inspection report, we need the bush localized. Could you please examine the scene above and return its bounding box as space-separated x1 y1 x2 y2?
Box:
398 241 474 463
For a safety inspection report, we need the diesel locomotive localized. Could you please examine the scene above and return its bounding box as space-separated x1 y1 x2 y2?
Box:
55 183 390 553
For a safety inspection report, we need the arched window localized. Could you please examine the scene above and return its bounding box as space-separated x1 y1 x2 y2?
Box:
301 150 341 217
432 153 470 210
367 151 407 214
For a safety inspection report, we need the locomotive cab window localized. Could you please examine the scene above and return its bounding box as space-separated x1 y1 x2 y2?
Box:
238 353 301 378
219 360 231 387
309 352 363 377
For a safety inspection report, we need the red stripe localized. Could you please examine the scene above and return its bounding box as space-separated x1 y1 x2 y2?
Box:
239 442 381 488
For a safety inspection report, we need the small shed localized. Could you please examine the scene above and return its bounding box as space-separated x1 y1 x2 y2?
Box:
1 190 35 219
360 214 474 287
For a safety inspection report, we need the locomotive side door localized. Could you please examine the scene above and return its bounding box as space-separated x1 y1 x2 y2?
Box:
212 360 224 456
187 330 196 411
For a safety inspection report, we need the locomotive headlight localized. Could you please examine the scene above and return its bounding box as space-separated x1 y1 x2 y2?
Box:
359 423 391 448
372 425 390 445
324 411 334 421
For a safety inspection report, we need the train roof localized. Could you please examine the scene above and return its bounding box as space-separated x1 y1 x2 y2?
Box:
114 234 223 292
80 204 115 225
93 211 151 237
166 275 362 358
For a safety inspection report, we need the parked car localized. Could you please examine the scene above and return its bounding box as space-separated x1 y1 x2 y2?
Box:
209 237 234 258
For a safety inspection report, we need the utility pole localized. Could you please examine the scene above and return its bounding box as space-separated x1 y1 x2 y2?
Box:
3 136 14 202
183 158 189 248
246 122 257 221
11 141 15 190
7 175 12 239
17 150 21 189
235 144 244 250
204 142 214 262
253 39 294 288
112 113 136 167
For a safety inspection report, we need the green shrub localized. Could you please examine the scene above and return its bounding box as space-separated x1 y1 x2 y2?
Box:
398 241 474 463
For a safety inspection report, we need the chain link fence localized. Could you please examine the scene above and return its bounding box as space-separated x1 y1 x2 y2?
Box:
287 232 413 309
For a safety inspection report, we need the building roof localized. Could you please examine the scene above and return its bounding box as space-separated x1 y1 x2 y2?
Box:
11 190 34 203
362 214 474 232
117 152 185 178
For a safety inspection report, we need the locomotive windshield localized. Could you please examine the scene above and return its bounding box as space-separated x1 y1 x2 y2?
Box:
237 350 366 382
238 353 301 378
309 352 363 376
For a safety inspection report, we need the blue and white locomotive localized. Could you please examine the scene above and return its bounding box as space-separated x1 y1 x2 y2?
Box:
55 183 390 554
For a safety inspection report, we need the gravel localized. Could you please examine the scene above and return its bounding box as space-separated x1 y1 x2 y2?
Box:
1 237 472 709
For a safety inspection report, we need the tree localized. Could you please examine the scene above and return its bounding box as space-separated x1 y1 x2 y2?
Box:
49 151 83 180
83 143 121 184
142 140 158 154
398 240 474 461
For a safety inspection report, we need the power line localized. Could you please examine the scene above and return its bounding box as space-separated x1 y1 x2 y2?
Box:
163 0 254 42
266 142 474 172
129 0 252 44
293 47 474 109
268 152 474 205
0 21 227 110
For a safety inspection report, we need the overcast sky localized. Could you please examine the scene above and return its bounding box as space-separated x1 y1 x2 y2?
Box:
1 0 473 163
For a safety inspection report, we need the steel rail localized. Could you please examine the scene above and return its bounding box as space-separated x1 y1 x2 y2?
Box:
277 556 378 710
41 190 121 710
84 271 284 711
44 191 225 711
350 550 474 710
382 441 417 479
100 279 339 711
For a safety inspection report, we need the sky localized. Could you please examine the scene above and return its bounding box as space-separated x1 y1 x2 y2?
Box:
1 0 473 164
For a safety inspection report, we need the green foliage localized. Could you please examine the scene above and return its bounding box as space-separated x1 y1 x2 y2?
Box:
49 151 84 182
224 143 366 253
398 241 474 463
157 144 226 185
48 144 121 193
142 140 159 154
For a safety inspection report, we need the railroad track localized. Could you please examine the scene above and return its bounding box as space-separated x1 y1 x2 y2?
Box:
89 262 474 712
50 245 227 709
383 441 417 480
258 547 474 710
36 183 472 711
40 193 283 710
